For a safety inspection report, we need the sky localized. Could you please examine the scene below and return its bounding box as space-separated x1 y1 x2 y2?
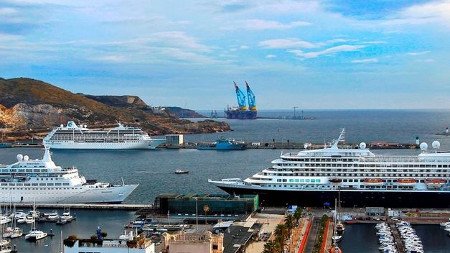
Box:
1 0 450 110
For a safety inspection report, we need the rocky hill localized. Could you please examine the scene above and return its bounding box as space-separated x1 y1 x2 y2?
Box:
0 78 229 141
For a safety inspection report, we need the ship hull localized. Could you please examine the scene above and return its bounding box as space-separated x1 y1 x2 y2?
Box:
225 110 257 119
0 184 138 204
43 139 165 150
216 185 450 208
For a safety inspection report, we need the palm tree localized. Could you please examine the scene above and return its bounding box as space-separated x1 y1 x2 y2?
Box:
293 208 302 224
284 214 294 232
263 241 276 253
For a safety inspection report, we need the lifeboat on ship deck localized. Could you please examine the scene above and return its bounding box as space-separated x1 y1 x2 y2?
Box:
397 178 416 186
363 178 384 186
425 178 446 189
329 178 342 184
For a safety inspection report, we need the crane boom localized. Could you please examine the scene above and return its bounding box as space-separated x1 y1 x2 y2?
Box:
245 81 256 111
233 81 247 111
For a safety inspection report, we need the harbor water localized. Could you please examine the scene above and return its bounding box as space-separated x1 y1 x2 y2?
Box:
1 109 450 252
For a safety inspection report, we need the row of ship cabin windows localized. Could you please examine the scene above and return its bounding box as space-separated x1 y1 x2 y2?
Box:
261 184 414 189
277 163 449 168
283 158 359 162
3 168 48 172
275 178 438 183
51 134 142 140
0 182 70 186
265 173 448 177
272 167 448 172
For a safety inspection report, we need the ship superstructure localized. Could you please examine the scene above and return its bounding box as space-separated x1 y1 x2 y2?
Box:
0 148 138 203
209 129 450 207
43 121 165 149
225 82 257 119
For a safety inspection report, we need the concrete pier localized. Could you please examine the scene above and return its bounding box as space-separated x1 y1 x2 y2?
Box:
13 203 151 210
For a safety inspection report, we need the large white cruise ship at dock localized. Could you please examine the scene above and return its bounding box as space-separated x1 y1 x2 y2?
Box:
209 129 450 208
0 148 138 203
43 121 166 150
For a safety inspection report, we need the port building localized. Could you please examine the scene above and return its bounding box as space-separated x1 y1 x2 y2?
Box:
162 231 224 253
154 194 259 216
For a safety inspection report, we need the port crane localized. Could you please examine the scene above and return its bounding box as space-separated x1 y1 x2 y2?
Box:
233 81 247 111
245 81 256 111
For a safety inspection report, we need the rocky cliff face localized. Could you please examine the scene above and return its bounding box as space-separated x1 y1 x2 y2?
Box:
0 78 230 141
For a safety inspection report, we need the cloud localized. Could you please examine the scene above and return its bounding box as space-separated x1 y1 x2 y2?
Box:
325 38 350 44
151 31 210 52
381 0 450 26
0 7 18 16
90 55 127 63
406 51 430 56
265 54 276 59
289 45 365 58
243 19 311 30
362 40 386 45
351 58 378 63
415 58 435 63
259 38 318 49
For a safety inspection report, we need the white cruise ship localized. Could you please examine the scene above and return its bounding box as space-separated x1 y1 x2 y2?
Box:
209 129 450 208
43 121 165 150
0 148 138 204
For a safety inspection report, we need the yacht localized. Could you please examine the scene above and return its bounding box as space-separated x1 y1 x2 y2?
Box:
43 121 166 149
24 228 47 242
0 148 138 204
0 239 12 253
209 129 450 207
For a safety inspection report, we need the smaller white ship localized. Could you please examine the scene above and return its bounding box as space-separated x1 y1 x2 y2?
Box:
43 121 166 150
0 148 138 204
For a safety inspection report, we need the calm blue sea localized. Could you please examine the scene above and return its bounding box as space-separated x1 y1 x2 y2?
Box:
1 109 450 253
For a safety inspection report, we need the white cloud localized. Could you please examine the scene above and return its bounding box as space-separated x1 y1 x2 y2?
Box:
325 38 350 44
362 41 386 45
382 0 450 26
265 54 276 59
351 58 378 64
259 38 318 49
0 7 18 16
152 31 210 52
91 55 127 63
289 45 365 58
243 19 311 30
406 51 430 56
415 58 435 63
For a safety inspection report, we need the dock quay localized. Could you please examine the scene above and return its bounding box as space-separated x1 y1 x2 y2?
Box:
4 140 418 150
14 203 151 210
388 221 406 253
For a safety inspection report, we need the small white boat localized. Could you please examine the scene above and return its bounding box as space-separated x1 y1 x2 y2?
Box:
2 227 13 238
61 209 73 221
25 216 34 224
0 239 12 253
0 216 11 225
175 169 189 174
25 228 47 242
16 217 26 224
9 227 23 239
45 211 59 221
